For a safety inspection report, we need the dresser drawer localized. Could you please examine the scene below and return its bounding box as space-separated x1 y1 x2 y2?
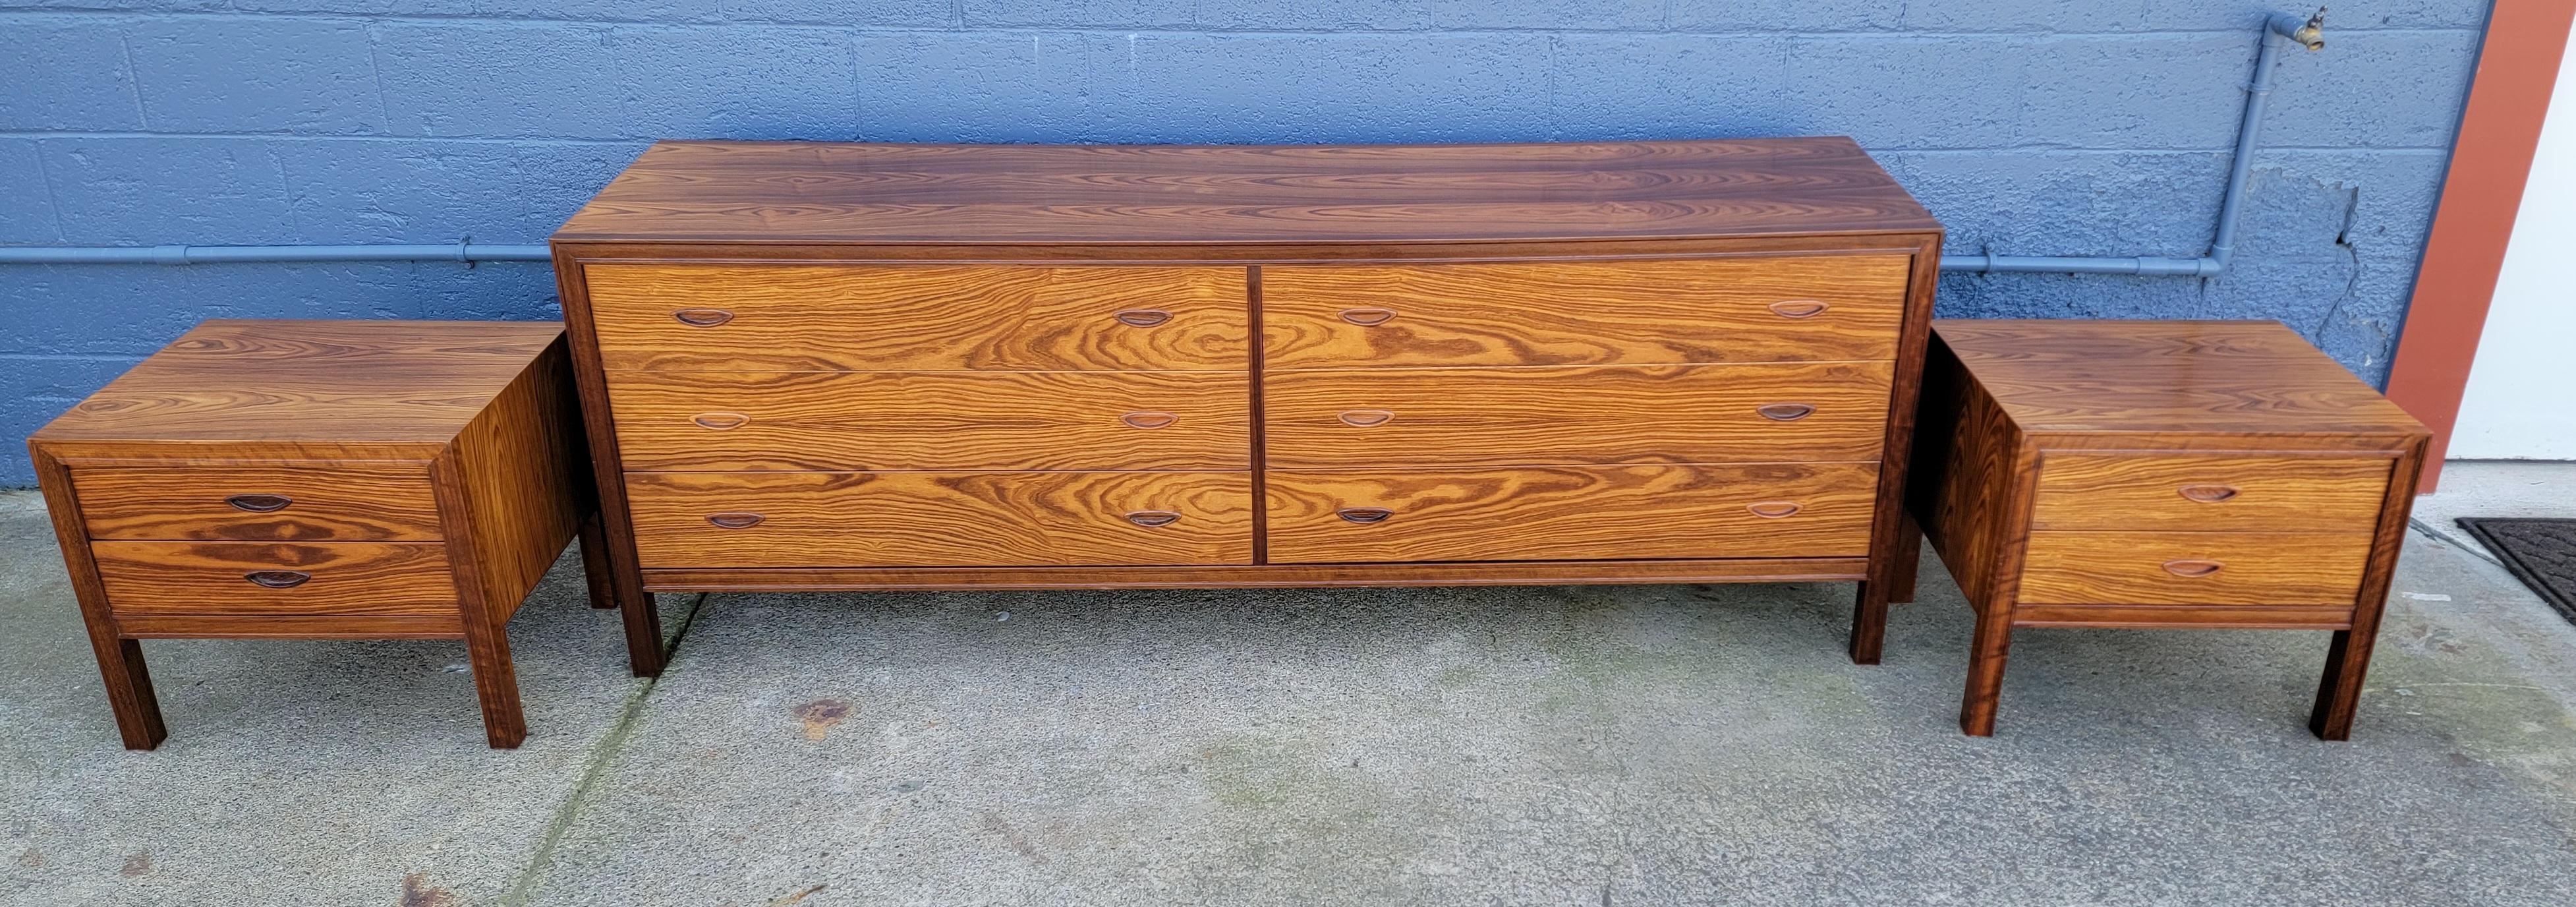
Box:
90 541 460 617
2030 455 2391 533
1265 463 1878 564
585 264 1247 371
2017 531 2370 606
1262 362 1891 467
1263 255 1910 369
70 464 443 542
608 370 1250 471
624 470 1254 568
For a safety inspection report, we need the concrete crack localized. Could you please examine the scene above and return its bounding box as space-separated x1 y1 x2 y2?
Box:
500 592 713 907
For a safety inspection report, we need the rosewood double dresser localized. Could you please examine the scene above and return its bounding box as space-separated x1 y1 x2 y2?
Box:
548 139 1945 675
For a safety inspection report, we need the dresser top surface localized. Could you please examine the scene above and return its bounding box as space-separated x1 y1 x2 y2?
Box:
33 319 563 446
551 138 1939 246
1934 319 2428 438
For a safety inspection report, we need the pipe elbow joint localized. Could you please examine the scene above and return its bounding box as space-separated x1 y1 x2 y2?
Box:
2272 7 2326 51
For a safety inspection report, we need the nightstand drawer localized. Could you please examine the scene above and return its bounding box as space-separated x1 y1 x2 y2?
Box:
2017 531 2370 606
585 263 1247 372
72 464 442 542
1265 463 1879 564
607 370 1250 471
90 541 461 617
1262 255 1909 368
2032 455 2392 533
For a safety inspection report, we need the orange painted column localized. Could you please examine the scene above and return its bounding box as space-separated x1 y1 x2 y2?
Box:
2385 0 2576 492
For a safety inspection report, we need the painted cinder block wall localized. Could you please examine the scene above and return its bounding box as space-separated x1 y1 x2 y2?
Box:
0 1 2488 485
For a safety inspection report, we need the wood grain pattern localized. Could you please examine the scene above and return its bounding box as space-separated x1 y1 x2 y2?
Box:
2011 603 2355 629
1261 255 1908 368
2016 531 2370 606
1908 320 2432 737
115 613 466 638
29 446 167 749
1263 361 1890 467
623 470 1255 568
554 139 1942 245
69 463 442 541
450 336 588 626
2314 432 2430 740
555 251 668 677
2030 454 2394 533
607 369 1251 471
1932 320 2429 438
641 557 1872 591
30 320 565 445
1263 463 1879 564
90 541 460 616
28 320 604 747
548 139 1947 673
587 263 1249 371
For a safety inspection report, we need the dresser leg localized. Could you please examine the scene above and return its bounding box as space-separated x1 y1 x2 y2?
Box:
460 620 528 749
1887 513 1923 605
2308 628 2380 741
1959 603 2013 736
577 512 617 610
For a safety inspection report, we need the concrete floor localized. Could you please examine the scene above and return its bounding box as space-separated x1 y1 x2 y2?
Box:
5 463 2576 906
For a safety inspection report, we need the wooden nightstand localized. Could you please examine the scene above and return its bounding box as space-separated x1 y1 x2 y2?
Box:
29 320 618 749
1901 320 2430 739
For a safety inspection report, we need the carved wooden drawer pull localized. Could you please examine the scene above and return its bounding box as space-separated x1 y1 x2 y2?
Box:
691 412 750 430
1757 403 1816 421
2162 560 2224 578
1767 300 1830 319
1114 309 1172 327
1120 411 1178 429
225 493 292 513
1126 510 1182 527
1746 501 1803 519
1338 409 1394 427
2178 484 2241 503
705 512 765 529
672 308 735 327
1336 508 1394 524
243 570 311 589
1338 307 1397 326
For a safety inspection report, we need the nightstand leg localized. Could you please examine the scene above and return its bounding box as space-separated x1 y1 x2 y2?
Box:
37 448 168 750
459 619 527 749
1959 602 2013 736
1887 513 1923 605
2309 628 2380 741
88 636 167 750
1848 580 1891 665
577 512 617 610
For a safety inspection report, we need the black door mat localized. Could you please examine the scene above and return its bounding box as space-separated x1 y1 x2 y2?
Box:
2456 518 2576 624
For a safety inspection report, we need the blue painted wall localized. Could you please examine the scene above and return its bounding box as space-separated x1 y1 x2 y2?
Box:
0 1 2487 484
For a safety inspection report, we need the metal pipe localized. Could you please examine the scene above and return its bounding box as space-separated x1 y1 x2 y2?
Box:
0 241 550 265
2 9 2330 277
1943 7 2326 275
